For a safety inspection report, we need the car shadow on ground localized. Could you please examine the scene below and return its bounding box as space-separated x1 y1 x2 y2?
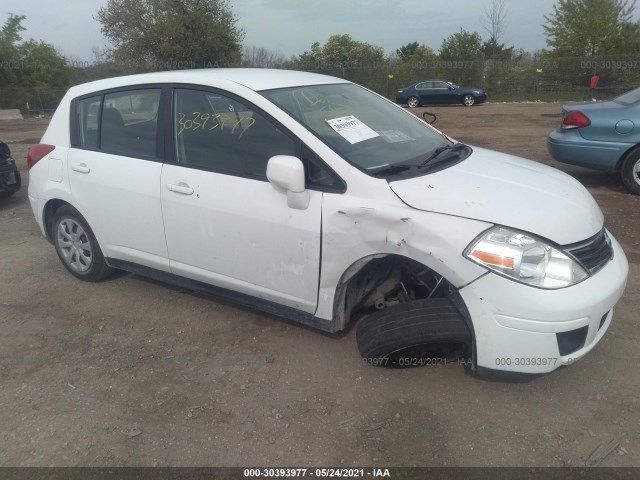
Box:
566 169 627 193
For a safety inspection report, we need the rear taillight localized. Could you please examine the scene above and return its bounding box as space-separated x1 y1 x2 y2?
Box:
561 111 591 130
27 144 55 169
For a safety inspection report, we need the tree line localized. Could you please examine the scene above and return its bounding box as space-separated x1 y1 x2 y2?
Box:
1 0 640 111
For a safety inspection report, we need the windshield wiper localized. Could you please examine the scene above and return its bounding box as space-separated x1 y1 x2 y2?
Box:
419 143 468 168
371 164 413 177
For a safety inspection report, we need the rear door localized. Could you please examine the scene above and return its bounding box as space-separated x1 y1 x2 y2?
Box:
67 87 169 270
415 82 436 105
430 81 454 104
160 87 322 312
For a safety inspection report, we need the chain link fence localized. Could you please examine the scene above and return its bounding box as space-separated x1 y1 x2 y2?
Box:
0 85 67 117
305 55 640 102
2 55 640 116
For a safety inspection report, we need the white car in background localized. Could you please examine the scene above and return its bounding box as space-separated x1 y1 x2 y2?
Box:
27 69 628 378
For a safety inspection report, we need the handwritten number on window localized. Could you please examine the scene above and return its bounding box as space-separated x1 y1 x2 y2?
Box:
177 112 255 138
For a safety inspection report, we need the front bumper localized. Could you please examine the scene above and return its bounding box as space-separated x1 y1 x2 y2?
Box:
547 129 632 171
474 93 487 103
460 232 628 374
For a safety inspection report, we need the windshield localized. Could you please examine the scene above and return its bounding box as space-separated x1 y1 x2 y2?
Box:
615 87 640 105
262 83 450 175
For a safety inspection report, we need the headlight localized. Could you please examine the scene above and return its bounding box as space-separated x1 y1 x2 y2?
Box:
465 227 588 289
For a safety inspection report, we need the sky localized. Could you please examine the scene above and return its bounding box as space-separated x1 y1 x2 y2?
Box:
0 0 631 63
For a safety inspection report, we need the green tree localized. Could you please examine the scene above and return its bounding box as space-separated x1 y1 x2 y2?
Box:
396 41 420 61
0 13 24 47
396 42 436 62
0 14 69 111
320 34 384 66
18 40 68 86
543 0 638 56
482 37 515 60
0 14 26 86
391 42 437 93
96 0 244 69
294 41 323 69
293 34 384 68
439 29 484 60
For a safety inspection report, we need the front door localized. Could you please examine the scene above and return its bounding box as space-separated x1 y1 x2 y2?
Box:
160 88 322 312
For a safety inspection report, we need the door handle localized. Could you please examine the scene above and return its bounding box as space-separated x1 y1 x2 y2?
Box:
71 163 90 174
167 182 194 195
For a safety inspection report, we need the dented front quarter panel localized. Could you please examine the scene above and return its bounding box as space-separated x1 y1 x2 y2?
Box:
314 179 491 322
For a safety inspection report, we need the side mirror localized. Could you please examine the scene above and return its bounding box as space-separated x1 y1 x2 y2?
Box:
266 155 310 210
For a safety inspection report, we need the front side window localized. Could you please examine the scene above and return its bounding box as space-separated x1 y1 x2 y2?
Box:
173 88 295 179
262 83 455 176
100 89 160 157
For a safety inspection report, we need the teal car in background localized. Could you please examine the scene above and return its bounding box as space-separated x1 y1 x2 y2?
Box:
548 87 640 195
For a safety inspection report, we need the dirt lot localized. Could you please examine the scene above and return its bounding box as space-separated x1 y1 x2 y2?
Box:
1 103 639 468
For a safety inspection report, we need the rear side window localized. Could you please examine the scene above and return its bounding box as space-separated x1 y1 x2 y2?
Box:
73 88 161 158
101 89 160 157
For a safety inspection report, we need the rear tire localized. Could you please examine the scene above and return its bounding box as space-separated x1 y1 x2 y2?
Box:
51 205 113 281
407 96 420 108
356 298 471 368
621 147 640 195
0 169 20 198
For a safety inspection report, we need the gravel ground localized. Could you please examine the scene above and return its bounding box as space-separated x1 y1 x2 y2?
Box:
0 104 638 468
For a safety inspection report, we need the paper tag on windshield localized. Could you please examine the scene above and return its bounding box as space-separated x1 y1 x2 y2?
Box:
326 116 379 144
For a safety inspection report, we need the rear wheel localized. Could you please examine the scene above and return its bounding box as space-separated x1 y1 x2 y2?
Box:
51 205 113 281
407 96 420 108
356 298 471 368
621 147 640 195
462 94 475 106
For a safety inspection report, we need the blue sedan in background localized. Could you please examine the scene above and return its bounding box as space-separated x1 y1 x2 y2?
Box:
548 87 640 195
395 80 487 107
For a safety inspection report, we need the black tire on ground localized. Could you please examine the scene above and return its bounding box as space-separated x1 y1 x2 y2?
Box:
621 147 640 195
356 297 471 368
51 205 114 281
0 169 20 198
407 96 420 108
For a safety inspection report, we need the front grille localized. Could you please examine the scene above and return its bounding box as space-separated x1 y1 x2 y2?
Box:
564 229 613 274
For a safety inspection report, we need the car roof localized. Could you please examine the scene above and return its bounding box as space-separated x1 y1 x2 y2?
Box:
66 68 350 97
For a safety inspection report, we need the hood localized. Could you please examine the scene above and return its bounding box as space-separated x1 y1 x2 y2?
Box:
388 147 603 245
457 87 484 94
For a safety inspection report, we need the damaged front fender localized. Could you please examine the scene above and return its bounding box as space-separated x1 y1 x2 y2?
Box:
314 191 491 328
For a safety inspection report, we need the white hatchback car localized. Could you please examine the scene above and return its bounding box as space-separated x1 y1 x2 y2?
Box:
28 69 628 377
